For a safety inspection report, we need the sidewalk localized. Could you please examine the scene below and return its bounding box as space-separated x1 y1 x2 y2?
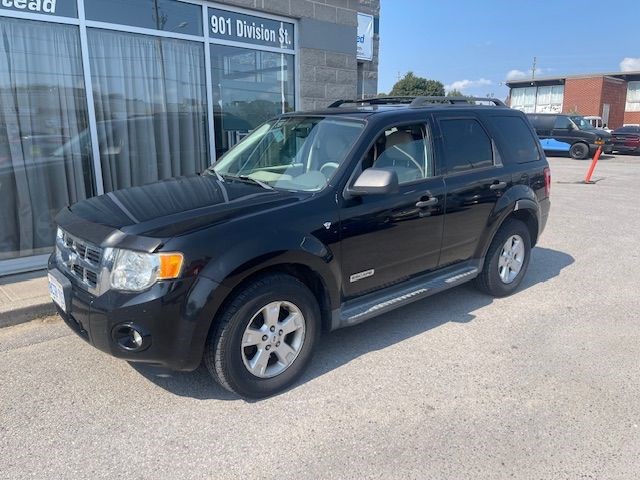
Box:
0 271 54 328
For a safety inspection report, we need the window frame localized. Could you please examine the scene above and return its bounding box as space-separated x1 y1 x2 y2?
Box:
435 115 498 177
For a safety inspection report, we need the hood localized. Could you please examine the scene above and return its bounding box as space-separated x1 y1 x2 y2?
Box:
68 174 300 238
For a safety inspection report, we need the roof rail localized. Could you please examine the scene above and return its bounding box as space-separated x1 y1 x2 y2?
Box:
409 96 506 107
327 97 415 108
327 96 507 108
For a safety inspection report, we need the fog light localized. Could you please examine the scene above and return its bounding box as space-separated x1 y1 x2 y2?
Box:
112 323 150 352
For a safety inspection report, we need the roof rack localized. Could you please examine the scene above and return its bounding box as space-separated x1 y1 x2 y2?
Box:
409 96 506 107
327 97 416 108
327 96 506 108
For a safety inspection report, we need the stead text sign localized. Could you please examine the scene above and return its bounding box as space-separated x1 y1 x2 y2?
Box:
209 8 294 50
1 0 57 14
357 13 374 61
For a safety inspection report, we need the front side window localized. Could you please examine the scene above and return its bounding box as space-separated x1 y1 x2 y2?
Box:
362 124 434 184
212 116 364 192
569 116 593 130
440 118 493 173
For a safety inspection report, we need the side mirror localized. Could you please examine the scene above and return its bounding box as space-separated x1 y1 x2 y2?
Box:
347 168 399 196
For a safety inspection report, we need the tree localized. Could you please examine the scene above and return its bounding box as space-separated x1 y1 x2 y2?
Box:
446 88 465 97
390 72 445 97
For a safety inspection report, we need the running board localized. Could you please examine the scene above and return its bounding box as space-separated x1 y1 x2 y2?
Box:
333 260 481 330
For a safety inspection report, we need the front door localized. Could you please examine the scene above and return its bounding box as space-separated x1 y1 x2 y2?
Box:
340 121 445 299
434 114 511 266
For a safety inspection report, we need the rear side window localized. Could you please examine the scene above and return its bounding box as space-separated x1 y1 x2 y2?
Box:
489 116 540 164
554 116 572 129
439 118 493 173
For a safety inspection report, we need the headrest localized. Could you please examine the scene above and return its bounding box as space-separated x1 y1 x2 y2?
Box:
385 130 413 148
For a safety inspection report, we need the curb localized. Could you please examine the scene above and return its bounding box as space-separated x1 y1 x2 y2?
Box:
0 301 56 329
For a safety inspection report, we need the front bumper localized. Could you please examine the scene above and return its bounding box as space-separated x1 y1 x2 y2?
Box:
48 255 222 371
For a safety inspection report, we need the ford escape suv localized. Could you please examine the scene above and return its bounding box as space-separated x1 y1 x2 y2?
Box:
48 96 551 399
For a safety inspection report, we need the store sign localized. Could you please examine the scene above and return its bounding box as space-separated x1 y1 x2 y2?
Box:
357 13 374 61
1 0 57 14
209 7 294 50
1 0 76 17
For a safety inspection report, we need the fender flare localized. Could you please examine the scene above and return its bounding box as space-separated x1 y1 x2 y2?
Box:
474 186 541 262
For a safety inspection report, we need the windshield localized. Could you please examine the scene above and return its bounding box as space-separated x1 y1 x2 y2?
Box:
569 116 593 130
211 116 364 192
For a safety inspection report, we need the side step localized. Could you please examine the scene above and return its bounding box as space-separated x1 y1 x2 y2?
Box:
334 260 481 329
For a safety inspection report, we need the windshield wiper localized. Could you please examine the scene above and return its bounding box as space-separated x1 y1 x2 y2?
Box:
201 168 225 182
236 175 274 190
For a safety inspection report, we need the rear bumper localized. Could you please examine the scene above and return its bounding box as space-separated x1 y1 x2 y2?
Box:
48 255 222 371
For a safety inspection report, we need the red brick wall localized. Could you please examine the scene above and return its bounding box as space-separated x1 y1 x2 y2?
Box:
600 77 627 129
562 76 629 129
563 77 604 116
623 111 640 126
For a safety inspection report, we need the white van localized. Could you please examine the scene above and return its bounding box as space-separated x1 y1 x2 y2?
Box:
584 116 612 133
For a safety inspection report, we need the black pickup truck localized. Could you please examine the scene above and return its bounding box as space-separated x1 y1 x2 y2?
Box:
48 96 551 399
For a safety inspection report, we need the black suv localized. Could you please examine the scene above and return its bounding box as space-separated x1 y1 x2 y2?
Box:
48 96 551 399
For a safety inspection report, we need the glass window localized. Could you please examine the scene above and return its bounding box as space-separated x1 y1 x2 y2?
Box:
510 86 536 113
489 116 540 164
0 17 94 261
553 116 572 129
0 0 77 18
626 81 640 112
87 29 208 191
212 116 364 192
363 124 434 184
85 0 203 36
211 44 295 158
440 118 493 173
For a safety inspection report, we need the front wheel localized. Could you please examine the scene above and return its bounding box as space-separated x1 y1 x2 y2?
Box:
569 142 590 159
204 274 320 399
474 219 532 297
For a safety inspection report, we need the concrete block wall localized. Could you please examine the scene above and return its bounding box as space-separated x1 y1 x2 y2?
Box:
217 0 380 110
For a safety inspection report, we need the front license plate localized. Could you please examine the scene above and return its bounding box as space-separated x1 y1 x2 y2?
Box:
48 273 67 313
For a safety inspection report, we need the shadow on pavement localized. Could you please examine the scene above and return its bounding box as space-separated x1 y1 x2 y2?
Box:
131 247 574 401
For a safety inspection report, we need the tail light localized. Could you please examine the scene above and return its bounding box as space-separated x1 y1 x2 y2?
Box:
543 167 551 197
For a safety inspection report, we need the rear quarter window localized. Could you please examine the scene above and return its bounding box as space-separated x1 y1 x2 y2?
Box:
489 115 541 164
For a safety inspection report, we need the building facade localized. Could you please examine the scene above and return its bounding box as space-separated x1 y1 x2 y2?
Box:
0 0 380 275
507 71 640 128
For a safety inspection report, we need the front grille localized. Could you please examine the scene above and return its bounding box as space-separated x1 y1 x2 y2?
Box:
57 230 103 290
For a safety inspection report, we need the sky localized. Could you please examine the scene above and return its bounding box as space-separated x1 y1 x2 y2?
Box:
377 0 640 100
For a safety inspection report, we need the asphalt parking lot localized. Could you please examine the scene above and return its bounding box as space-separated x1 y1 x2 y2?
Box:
1 153 639 480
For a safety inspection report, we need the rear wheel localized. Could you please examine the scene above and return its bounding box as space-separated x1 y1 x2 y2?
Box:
204 274 320 399
569 142 590 159
474 219 531 297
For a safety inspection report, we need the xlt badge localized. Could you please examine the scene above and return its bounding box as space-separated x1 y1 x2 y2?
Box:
349 269 375 283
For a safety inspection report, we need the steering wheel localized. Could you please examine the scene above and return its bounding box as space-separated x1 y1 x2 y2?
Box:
319 162 340 177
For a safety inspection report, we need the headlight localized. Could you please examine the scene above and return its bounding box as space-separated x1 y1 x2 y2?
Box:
107 249 184 292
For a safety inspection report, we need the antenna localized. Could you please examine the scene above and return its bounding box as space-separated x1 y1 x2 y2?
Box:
531 56 537 80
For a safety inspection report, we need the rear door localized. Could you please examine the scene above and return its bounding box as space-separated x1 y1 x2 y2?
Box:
434 114 511 266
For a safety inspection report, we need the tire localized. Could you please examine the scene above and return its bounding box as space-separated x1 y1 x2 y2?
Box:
204 273 320 399
474 219 531 297
569 142 590 160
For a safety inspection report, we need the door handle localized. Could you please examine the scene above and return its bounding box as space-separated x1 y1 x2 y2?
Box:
489 181 507 190
416 197 438 208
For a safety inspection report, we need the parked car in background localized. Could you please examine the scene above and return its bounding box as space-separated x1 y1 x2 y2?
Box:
583 115 612 133
526 113 613 159
611 125 640 153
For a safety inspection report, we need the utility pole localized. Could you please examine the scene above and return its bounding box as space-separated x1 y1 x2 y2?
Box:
531 56 537 80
